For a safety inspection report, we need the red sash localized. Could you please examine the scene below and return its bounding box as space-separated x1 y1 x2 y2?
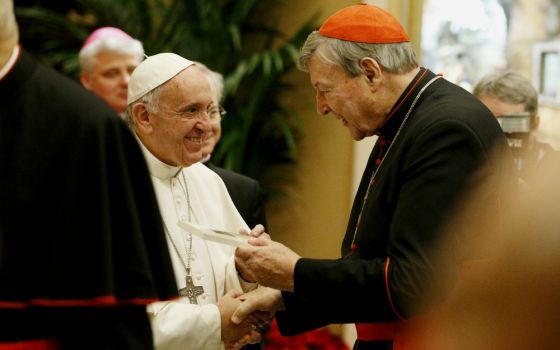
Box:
0 339 60 350
355 321 412 350
354 259 487 349
356 322 401 340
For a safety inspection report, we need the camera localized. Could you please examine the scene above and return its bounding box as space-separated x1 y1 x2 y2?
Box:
496 111 539 174
496 112 535 149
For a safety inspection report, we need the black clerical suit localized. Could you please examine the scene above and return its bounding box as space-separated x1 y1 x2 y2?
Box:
0 49 178 349
274 69 513 350
205 162 268 230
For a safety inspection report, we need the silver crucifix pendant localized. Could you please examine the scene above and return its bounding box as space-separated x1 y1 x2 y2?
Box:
179 272 204 304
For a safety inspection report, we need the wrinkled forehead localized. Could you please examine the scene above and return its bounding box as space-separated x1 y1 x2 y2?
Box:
161 67 214 104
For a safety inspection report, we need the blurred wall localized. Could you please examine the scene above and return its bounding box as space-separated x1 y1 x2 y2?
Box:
507 0 560 149
264 0 357 261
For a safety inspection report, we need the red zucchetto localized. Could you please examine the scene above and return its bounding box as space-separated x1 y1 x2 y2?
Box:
319 3 410 44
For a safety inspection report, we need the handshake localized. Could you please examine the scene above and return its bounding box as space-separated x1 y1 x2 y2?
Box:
220 225 301 349
218 286 282 349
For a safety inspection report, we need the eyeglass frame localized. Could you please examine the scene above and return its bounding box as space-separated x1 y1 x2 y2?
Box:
208 105 227 121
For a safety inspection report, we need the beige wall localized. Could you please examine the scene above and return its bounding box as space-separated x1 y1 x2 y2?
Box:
264 1 358 260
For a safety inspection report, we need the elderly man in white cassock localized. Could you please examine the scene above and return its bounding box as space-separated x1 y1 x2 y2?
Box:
125 53 266 350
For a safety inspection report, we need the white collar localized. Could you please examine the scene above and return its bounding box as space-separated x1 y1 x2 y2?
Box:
0 45 20 81
137 137 182 180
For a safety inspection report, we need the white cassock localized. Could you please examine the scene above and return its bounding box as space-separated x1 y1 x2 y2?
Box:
139 143 256 350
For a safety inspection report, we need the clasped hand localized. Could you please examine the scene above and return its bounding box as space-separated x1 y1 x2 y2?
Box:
222 286 284 349
218 289 270 349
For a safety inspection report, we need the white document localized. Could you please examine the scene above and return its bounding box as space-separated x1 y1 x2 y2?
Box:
178 220 249 246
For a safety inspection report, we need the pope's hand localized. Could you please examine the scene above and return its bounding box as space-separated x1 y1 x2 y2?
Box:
239 224 270 240
231 286 284 325
235 237 300 291
218 290 262 343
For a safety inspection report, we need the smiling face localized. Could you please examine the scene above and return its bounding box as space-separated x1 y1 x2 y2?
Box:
308 53 389 141
134 67 215 167
80 52 141 113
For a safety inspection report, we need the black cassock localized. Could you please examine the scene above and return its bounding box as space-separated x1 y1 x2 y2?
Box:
275 69 514 349
0 49 178 349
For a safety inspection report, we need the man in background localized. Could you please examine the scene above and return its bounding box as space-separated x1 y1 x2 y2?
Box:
473 71 560 183
0 1 178 348
79 26 143 116
197 62 268 231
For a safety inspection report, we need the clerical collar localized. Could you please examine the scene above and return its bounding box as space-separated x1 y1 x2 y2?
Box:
375 68 436 138
137 139 182 180
0 45 20 81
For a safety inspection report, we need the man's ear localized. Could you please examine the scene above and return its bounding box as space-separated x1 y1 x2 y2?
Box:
80 72 92 90
359 57 382 87
131 102 152 132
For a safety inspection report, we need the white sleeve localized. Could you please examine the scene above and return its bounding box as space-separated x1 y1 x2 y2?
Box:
148 299 224 350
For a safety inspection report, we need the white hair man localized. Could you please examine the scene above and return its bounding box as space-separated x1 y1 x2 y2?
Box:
79 26 143 115
232 4 513 350
126 53 267 350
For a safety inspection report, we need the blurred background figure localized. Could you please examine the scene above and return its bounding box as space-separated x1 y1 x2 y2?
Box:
197 61 268 231
79 26 144 116
0 1 178 348
412 156 560 350
473 71 560 183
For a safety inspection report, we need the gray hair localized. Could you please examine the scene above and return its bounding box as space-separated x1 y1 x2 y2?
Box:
124 84 163 127
193 61 224 102
297 30 418 76
473 71 538 116
79 36 144 73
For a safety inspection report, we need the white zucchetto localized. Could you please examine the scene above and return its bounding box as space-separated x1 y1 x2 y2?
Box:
128 53 194 104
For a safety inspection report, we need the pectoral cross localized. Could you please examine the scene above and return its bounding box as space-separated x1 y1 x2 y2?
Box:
179 273 204 304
